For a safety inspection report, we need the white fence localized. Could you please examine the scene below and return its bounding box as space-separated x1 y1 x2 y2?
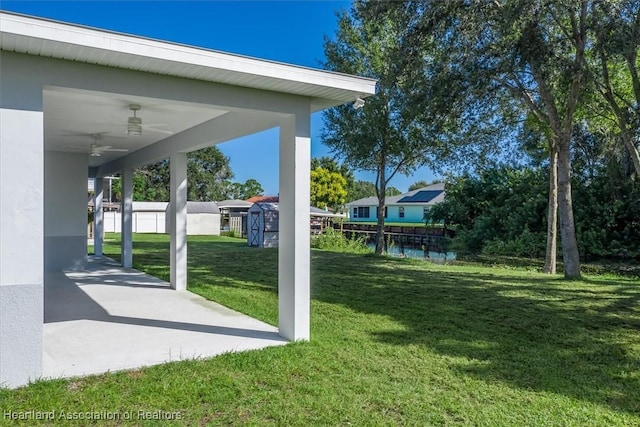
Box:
103 212 166 233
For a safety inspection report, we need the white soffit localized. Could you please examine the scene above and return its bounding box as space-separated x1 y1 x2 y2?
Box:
0 12 377 111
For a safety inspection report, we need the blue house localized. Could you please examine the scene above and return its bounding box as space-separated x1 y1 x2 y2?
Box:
346 183 445 223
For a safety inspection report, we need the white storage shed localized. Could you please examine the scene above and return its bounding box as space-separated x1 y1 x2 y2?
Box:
133 202 169 233
166 201 221 236
102 202 168 233
247 203 279 248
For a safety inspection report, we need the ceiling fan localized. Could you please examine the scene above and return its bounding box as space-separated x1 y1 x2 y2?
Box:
126 104 173 135
69 134 129 157
89 142 129 157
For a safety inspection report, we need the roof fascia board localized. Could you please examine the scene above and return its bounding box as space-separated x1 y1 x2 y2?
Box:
0 12 377 101
2 51 318 115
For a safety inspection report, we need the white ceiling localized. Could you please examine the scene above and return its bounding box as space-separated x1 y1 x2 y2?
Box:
44 89 228 167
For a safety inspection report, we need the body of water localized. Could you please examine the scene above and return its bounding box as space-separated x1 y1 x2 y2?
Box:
367 244 456 262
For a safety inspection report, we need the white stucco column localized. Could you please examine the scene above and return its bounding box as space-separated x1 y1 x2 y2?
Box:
93 177 104 256
121 168 133 268
0 108 44 388
170 152 188 290
278 110 311 341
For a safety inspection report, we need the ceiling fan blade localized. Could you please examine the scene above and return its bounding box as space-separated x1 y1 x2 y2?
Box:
144 126 174 135
104 148 129 152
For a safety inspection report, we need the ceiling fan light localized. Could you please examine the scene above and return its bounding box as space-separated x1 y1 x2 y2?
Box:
127 115 142 135
128 123 142 136
127 125 142 136
90 151 101 157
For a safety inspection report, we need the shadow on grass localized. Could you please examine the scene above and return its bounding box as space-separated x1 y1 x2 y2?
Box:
312 252 640 416
105 235 640 416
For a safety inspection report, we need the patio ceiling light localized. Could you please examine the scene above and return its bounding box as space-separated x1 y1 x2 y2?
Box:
127 104 142 136
353 97 365 109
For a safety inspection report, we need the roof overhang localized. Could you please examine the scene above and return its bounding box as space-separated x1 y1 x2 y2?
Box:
0 11 377 112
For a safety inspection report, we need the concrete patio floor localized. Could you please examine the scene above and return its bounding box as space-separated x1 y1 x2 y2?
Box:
43 256 287 379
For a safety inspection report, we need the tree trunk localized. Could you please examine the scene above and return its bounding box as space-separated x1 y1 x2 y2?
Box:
617 123 640 177
626 51 640 115
557 137 581 278
598 48 640 176
375 198 386 255
543 147 558 274
375 166 386 255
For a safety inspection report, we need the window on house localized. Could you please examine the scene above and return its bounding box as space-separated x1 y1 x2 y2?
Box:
356 206 370 218
399 207 405 218
423 207 431 223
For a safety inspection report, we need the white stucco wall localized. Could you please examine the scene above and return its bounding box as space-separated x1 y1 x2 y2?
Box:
0 108 44 388
44 152 88 271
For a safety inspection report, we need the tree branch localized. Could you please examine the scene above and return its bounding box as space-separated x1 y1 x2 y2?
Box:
562 0 587 132
497 76 549 125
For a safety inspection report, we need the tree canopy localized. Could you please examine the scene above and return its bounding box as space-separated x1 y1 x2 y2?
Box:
408 180 432 192
227 179 264 200
311 157 354 206
310 167 348 210
347 180 377 202
186 146 234 201
111 146 263 202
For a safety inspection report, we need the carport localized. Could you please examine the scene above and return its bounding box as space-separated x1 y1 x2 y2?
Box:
0 12 376 388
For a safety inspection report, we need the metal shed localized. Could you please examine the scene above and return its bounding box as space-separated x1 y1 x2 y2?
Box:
247 203 279 248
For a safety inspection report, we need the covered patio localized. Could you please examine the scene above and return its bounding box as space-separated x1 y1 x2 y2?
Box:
0 12 376 388
44 256 286 379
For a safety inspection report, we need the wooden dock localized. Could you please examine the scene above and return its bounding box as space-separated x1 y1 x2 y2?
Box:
334 223 455 253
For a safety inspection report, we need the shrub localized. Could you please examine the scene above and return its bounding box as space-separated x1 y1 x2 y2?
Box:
311 228 371 254
481 228 546 258
221 229 242 239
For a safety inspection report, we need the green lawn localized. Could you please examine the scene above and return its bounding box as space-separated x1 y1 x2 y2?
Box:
3 233 640 426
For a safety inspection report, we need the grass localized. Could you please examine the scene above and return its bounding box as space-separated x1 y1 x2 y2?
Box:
2 233 640 425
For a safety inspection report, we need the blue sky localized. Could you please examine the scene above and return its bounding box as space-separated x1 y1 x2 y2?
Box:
2 0 438 195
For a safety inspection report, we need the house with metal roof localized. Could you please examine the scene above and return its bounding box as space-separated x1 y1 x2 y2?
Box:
345 183 445 223
0 11 376 388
